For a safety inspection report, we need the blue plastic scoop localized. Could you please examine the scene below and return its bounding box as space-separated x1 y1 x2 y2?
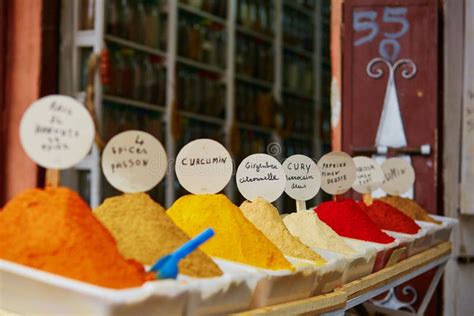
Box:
149 228 215 279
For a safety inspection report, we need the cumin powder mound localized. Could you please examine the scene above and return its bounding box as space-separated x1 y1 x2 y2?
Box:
378 196 441 225
167 194 293 270
94 193 222 278
240 198 326 265
0 188 150 289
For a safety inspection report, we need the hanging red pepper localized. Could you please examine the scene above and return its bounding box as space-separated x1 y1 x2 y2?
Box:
100 48 111 85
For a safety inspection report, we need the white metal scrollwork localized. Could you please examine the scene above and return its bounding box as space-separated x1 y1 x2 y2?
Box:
371 286 418 313
368 57 417 198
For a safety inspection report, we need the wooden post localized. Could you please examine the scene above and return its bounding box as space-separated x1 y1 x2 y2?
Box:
45 169 60 188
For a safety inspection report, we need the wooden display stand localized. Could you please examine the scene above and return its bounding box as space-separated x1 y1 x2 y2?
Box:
0 243 451 316
239 242 451 315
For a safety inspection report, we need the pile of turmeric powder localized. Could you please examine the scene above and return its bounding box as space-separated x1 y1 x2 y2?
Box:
379 196 441 224
0 187 151 289
167 194 293 270
240 198 326 266
94 193 222 278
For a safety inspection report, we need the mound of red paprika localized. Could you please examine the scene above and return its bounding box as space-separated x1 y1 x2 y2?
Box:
314 199 395 244
358 200 420 234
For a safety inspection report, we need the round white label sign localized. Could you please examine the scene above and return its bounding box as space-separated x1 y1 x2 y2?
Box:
318 151 357 195
381 157 415 196
236 153 286 202
283 154 321 201
175 139 233 194
19 95 95 169
352 156 384 194
102 130 167 193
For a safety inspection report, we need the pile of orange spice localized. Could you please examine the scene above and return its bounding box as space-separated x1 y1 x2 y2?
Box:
0 187 152 289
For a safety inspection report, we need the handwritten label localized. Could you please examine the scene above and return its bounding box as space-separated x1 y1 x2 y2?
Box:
352 156 384 194
381 157 415 196
102 130 167 193
19 95 95 169
318 151 356 195
283 154 321 201
175 139 232 194
236 153 286 202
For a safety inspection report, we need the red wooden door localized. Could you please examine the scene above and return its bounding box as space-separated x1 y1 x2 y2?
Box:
342 0 440 314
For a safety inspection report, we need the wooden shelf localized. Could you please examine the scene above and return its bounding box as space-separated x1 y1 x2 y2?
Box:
239 242 452 315
236 24 273 43
104 35 166 58
233 290 347 315
341 242 451 304
235 74 273 90
178 2 226 24
283 44 314 59
282 88 314 101
103 94 166 113
288 132 313 141
179 110 225 125
177 56 225 75
283 1 314 19
237 122 274 134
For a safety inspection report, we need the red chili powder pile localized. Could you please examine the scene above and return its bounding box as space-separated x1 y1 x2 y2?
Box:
359 200 421 234
314 199 395 244
0 187 152 289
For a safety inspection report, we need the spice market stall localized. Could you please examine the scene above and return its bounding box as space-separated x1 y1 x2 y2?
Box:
0 95 456 315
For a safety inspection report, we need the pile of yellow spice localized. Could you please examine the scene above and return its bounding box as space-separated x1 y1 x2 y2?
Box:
94 193 222 278
240 198 326 266
167 194 293 270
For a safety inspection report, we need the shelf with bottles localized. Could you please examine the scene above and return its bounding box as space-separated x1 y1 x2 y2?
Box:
235 81 275 128
282 1 314 53
236 0 274 40
282 0 315 19
282 51 314 99
282 95 315 137
104 35 167 58
178 1 227 24
106 0 168 51
176 66 226 120
235 32 274 86
177 11 227 73
102 43 167 108
282 44 313 60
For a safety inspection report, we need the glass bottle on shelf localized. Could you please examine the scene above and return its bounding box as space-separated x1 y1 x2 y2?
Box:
158 0 168 50
130 51 142 100
144 0 160 48
111 48 125 96
119 0 130 39
80 0 95 30
188 22 202 61
249 0 257 30
106 0 120 35
201 26 213 65
120 49 134 98
140 55 155 103
189 0 203 9
241 0 250 28
178 19 188 57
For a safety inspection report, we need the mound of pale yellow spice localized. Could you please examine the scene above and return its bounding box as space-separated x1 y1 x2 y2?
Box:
94 193 222 278
0 187 151 289
240 198 326 266
167 194 293 270
283 210 355 255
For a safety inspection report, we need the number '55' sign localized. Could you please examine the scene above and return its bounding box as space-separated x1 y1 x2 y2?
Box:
353 7 409 61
